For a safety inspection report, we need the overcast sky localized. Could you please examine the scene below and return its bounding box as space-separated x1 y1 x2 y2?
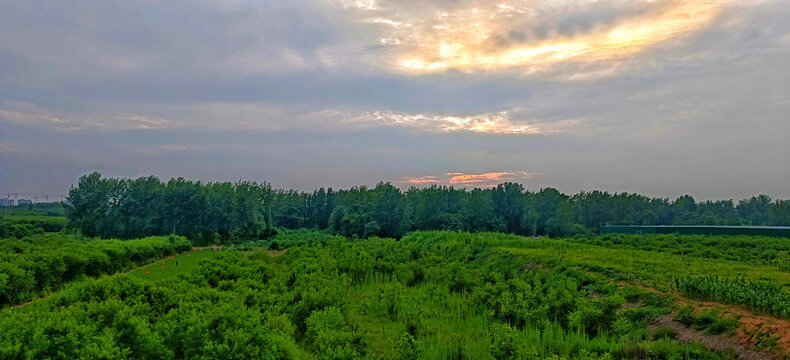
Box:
1 0 789 200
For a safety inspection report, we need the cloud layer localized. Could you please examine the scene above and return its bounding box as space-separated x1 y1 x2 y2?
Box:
339 0 727 74
1 0 789 199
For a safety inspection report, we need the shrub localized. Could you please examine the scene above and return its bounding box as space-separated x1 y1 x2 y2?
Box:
0 234 191 307
396 333 421 360
674 275 790 319
650 326 678 340
675 306 739 335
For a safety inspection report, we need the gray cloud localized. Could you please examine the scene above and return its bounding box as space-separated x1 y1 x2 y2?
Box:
1 0 789 200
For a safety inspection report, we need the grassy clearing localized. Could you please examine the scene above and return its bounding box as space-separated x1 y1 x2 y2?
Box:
128 249 218 281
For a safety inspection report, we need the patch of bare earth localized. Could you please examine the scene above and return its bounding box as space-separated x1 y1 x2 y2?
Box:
624 282 790 358
682 300 790 358
649 315 768 360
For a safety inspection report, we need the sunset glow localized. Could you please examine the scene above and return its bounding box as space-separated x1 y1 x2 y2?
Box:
400 171 540 187
346 110 580 134
449 171 539 184
340 0 727 74
402 176 442 184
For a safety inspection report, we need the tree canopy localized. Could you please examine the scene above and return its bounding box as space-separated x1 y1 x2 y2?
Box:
65 172 790 242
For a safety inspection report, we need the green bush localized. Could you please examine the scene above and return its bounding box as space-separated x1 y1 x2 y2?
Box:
674 275 790 319
674 306 739 335
396 333 421 360
0 234 191 307
572 234 790 265
651 326 678 340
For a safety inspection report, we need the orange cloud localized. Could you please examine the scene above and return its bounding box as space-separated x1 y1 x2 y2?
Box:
399 171 539 187
401 176 442 184
448 171 538 184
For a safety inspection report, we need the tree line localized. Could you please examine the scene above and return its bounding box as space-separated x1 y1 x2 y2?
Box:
64 172 275 243
271 182 790 238
64 172 790 242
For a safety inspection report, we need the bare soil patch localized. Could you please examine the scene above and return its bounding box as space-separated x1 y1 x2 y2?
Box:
624 282 790 358
649 315 768 360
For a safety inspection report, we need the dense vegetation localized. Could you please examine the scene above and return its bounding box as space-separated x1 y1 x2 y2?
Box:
497 235 790 320
4 171 789 358
0 204 66 238
674 276 790 319
1 233 742 359
64 172 276 243
0 214 65 238
64 172 790 243
673 307 739 336
568 234 790 267
1 202 65 216
0 234 191 307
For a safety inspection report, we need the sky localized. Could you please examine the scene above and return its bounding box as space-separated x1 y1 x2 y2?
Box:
1 0 789 200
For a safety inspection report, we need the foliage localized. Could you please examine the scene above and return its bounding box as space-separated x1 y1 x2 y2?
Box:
0 231 743 359
64 172 276 243
674 306 740 335
0 234 191 307
0 222 43 239
65 173 790 242
266 229 345 250
0 214 66 237
674 276 790 319
650 326 678 340
570 234 790 266
489 232 790 320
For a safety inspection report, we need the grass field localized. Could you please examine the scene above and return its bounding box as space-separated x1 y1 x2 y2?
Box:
128 248 218 281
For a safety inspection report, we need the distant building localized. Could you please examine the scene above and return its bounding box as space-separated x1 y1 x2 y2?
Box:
17 199 32 205
0 198 13 207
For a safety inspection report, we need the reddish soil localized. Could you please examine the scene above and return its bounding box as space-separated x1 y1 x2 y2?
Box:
688 300 790 356
623 282 790 358
650 315 767 360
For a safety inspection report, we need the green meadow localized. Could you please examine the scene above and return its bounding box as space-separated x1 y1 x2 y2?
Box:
128 249 218 281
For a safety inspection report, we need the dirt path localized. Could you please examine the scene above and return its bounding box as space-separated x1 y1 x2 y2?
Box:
623 282 790 358
8 294 47 310
680 298 790 357
649 315 768 360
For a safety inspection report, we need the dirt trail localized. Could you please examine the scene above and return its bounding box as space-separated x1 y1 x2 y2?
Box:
650 315 767 360
682 299 790 356
624 282 790 358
